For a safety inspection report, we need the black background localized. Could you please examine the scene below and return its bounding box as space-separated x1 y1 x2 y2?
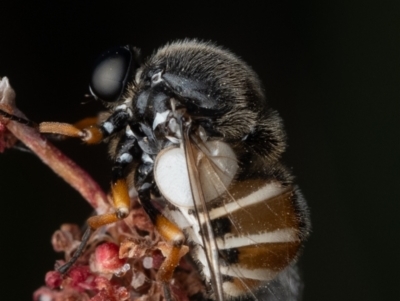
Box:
1 1 399 300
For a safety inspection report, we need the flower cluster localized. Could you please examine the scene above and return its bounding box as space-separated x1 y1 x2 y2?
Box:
33 202 203 301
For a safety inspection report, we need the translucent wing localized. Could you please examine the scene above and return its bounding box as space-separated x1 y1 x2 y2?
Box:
183 128 227 301
154 126 309 301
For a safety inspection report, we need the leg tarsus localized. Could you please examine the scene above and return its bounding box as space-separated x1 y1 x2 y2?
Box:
0 108 37 127
163 283 176 301
58 227 92 274
138 183 186 285
87 212 120 229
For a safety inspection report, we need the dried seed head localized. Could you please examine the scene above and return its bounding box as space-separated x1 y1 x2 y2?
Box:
92 242 127 275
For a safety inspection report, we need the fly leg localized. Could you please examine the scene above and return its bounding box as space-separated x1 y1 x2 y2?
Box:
38 109 130 144
58 126 141 273
137 177 186 301
0 108 36 127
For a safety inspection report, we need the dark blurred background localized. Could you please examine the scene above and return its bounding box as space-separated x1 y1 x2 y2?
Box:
1 1 399 300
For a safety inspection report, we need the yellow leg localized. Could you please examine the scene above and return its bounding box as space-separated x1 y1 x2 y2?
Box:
39 121 103 144
59 179 131 273
154 215 186 283
88 178 131 229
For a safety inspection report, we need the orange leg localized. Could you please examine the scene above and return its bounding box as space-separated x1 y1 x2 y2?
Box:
138 185 186 301
154 215 186 301
87 179 131 229
155 215 186 283
58 178 132 273
39 121 103 144
38 109 130 144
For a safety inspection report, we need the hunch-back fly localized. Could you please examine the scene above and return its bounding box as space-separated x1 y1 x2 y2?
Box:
0 40 310 301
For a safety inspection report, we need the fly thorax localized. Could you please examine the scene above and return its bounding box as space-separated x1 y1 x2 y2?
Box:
132 99 185 157
153 94 191 141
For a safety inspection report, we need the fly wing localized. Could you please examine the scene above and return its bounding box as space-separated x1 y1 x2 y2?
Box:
155 126 309 301
182 128 226 301
184 129 309 301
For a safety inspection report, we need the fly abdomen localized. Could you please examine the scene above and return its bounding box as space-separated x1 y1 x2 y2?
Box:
206 180 307 299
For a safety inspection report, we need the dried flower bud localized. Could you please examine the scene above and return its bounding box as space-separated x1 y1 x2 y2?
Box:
45 271 63 289
52 225 80 252
131 271 147 289
151 250 165 270
92 242 127 274
119 237 153 259
68 266 94 292
0 123 17 153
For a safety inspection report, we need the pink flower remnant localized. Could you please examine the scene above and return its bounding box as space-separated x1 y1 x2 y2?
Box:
33 202 205 301
0 119 18 152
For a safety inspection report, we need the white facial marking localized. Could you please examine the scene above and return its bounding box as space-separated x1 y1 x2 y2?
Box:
125 125 134 137
118 153 133 163
151 71 163 85
152 110 170 130
141 153 154 164
170 98 177 112
115 104 127 111
135 69 143 84
103 122 114 134
126 107 133 117
166 136 180 144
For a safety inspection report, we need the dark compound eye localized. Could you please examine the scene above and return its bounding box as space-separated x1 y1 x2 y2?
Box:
89 46 134 102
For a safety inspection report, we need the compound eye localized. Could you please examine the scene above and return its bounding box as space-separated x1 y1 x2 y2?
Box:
89 46 133 102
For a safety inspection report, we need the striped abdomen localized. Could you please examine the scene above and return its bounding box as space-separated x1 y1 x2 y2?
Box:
209 179 306 299
156 140 309 300
167 177 308 300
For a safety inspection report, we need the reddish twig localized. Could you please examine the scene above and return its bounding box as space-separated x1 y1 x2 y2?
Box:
0 77 109 213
